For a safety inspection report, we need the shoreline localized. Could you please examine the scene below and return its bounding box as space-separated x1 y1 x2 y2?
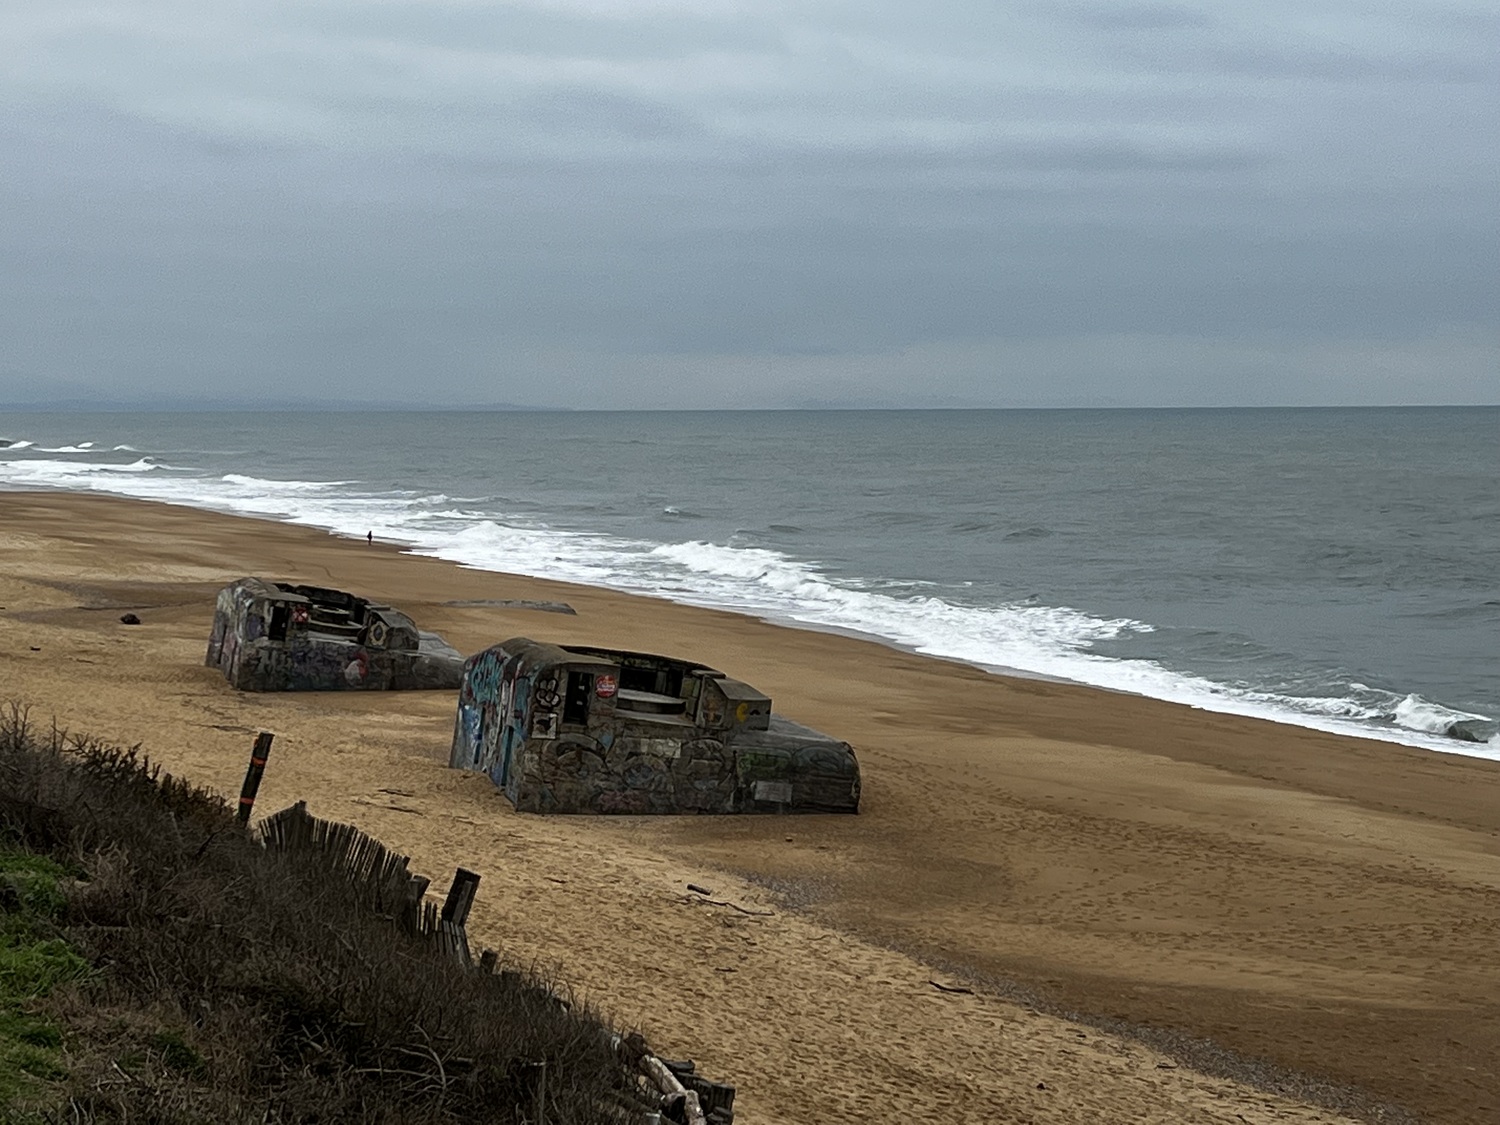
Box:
13 475 1483 759
6 490 1500 1123
400 535 1500 760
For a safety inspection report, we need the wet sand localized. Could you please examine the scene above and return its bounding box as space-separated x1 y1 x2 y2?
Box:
3 491 1499 1123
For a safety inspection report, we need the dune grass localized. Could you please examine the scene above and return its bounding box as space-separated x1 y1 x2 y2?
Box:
0 705 652 1123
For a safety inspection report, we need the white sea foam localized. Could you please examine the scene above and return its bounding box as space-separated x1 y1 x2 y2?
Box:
220 473 356 493
2 440 35 449
0 457 162 483
411 525 1498 758
3 453 1494 760
38 443 97 453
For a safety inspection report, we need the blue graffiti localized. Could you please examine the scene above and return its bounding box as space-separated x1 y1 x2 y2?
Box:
464 649 504 704
458 704 481 766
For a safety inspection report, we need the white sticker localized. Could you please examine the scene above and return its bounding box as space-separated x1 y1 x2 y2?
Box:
752 780 793 804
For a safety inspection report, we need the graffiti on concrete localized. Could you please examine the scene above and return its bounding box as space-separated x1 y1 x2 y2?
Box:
449 637 860 815
206 578 464 692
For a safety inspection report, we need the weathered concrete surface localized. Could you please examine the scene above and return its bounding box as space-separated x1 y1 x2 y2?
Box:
206 578 464 691
450 637 860 814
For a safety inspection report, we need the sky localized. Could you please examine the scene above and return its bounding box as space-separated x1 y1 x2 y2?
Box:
1 0 1497 409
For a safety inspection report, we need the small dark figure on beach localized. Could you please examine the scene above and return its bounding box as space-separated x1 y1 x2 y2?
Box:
366 530 373 545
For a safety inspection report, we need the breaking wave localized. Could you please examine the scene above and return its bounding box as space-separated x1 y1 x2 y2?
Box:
407 524 1499 757
0 456 163 484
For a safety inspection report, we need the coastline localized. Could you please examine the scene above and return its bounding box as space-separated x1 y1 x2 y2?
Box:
5 491 1500 1122
5 419 1494 759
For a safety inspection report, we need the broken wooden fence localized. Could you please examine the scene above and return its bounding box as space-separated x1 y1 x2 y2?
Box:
253 799 736 1124
255 800 472 954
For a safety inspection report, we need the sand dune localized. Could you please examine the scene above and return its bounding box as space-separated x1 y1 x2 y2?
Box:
4 492 1500 1123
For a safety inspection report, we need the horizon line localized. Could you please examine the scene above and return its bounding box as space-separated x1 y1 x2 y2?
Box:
4 401 1499 415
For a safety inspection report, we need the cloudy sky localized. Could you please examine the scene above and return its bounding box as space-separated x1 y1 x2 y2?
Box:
2 0 1496 408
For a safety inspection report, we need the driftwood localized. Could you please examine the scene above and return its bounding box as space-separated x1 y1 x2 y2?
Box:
928 979 974 995
641 1055 706 1125
697 897 773 917
441 598 576 615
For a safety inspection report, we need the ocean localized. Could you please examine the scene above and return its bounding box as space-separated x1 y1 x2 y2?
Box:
2 407 1496 757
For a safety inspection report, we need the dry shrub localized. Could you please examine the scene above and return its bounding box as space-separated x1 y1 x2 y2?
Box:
0 703 653 1123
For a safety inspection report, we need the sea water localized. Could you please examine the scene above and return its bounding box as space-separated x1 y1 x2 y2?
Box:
2 407 1496 756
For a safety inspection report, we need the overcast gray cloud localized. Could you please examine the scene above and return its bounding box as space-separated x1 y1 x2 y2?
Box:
1 0 1495 407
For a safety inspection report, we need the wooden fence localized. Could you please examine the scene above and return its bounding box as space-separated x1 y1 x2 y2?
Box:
253 799 735 1125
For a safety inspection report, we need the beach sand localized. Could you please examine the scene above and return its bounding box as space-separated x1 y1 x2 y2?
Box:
3 492 1499 1123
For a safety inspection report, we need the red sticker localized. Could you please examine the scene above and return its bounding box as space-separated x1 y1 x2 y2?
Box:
595 674 617 698
291 605 309 625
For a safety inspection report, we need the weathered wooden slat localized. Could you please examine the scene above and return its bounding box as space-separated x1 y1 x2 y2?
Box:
441 867 481 928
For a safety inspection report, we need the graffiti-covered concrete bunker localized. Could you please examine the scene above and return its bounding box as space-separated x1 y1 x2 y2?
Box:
450 638 861 814
206 578 465 692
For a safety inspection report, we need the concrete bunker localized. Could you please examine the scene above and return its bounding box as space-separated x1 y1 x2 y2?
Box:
449 637 860 814
206 578 464 692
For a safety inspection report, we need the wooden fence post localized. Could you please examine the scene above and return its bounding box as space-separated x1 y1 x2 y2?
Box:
437 868 480 965
237 732 275 824
441 867 481 927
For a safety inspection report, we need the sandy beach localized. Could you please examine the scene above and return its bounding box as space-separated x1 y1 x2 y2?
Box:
3 492 1499 1123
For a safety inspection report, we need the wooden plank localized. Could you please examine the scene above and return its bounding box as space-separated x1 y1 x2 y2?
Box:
441 867 481 927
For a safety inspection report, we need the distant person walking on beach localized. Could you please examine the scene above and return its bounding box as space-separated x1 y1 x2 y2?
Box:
366 530 373 545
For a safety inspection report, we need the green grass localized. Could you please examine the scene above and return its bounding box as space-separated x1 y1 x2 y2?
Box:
0 847 89 1110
